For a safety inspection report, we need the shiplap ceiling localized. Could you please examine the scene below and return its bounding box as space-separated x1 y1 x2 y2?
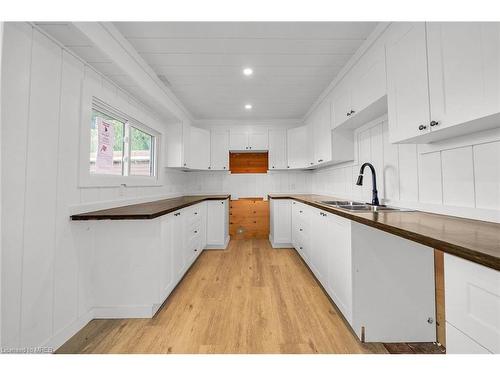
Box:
37 22 378 120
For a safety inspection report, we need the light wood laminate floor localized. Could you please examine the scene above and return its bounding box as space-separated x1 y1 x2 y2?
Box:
57 239 388 354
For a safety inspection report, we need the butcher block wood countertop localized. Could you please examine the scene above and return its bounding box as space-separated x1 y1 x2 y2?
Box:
269 194 500 271
70 195 230 221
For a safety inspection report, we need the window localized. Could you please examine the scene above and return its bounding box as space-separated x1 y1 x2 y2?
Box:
89 100 157 178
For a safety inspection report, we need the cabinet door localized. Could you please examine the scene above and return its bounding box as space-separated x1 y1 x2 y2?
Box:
188 127 210 170
271 199 292 244
287 125 308 169
326 215 352 322
206 200 225 245
427 22 500 132
313 102 332 165
445 254 500 353
311 210 328 283
172 211 185 279
331 80 352 129
351 43 386 115
159 214 174 299
306 120 315 167
248 131 269 150
268 129 287 170
229 131 248 150
386 22 431 143
210 130 229 170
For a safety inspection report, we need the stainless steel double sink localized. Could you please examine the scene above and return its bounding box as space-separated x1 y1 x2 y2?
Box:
317 200 413 212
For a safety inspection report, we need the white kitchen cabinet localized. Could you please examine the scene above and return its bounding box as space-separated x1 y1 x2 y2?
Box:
444 254 499 354
386 22 431 143
426 23 500 134
446 323 492 354
291 201 312 261
166 121 191 168
331 79 352 129
171 209 185 279
158 214 174 303
331 43 386 131
188 126 211 170
312 101 332 166
269 198 292 248
287 125 309 169
229 130 268 151
325 213 352 323
268 128 287 170
206 199 229 249
248 131 269 150
210 130 229 170
306 120 315 167
386 22 500 143
273 197 437 343
310 209 331 284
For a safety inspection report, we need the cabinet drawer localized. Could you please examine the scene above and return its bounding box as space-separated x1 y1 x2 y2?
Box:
445 254 500 353
446 322 491 354
187 219 202 241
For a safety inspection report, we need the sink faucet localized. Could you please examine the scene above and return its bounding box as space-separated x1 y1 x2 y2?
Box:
356 162 380 206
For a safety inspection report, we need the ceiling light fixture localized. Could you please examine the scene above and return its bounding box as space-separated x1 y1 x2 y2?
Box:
244 104 253 110
243 67 253 76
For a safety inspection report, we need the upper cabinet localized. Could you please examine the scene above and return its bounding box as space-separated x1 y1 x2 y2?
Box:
268 129 287 170
166 121 191 168
287 125 309 169
387 22 500 143
332 41 387 130
312 101 333 165
187 126 211 170
386 22 431 143
210 130 229 170
229 130 268 151
426 23 500 133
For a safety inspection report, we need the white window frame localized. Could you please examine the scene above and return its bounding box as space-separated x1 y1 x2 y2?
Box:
79 93 162 188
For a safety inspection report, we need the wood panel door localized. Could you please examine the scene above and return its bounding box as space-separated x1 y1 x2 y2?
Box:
230 199 269 239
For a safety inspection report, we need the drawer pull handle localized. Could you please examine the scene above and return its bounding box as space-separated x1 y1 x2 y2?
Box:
299 247 303 250
299 210 303 213
299 229 303 231
194 230 198 234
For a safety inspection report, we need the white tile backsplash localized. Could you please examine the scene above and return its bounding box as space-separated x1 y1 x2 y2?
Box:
441 147 475 208
473 141 500 210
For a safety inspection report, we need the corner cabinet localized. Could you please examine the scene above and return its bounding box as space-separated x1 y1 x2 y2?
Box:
386 22 500 143
206 199 230 249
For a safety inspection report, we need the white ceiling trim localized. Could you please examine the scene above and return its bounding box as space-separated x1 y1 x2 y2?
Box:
72 22 194 123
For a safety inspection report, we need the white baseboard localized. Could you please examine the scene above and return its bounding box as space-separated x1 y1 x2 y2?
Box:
204 235 230 250
92 305 155 319
269 235 293 249
43 309 94 352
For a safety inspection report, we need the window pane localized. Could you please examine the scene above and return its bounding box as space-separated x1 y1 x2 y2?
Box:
130 126 154 176
90 110 124 175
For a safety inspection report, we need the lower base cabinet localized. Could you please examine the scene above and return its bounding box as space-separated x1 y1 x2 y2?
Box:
444 254 499 354
90 199 229 319
270 198 437 343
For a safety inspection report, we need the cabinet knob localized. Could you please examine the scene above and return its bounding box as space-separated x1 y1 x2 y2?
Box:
299 228 303 231
430 120 439 127
346 112 351 117
194 230 198 234
318 159 323 163
183 163 187 166
418 124 427 131
299 246 303 250
310 162 314 165
194 212 198 215
350 109 355 115
223 166 226 169
208 166 211 169
272 166 275 168
194 249 198 252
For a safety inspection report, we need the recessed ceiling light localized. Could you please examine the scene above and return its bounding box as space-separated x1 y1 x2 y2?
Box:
243 67 253 76
244 104 253 110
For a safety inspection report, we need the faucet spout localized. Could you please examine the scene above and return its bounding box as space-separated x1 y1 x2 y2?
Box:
356 162 380 206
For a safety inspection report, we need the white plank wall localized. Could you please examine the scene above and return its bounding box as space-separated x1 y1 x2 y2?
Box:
312 116 500 222
0 23 191 349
